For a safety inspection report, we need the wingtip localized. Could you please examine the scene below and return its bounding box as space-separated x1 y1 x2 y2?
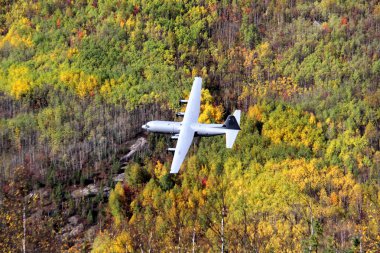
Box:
170 169 179 174
194 77 203 87
170 164 180 174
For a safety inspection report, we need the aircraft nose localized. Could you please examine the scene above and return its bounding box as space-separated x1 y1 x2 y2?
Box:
142 124 147 130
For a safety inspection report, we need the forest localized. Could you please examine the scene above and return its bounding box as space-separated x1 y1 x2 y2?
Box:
0 0 379 252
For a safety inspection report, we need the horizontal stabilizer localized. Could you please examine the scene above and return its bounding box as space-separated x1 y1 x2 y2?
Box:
167 148 176 153
226 130 239 148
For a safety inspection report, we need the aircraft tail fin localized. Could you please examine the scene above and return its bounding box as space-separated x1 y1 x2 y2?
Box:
224 110 241 148
223 115 241 130
233 110 241 126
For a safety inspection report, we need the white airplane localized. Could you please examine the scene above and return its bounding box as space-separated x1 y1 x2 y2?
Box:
142 77 241 173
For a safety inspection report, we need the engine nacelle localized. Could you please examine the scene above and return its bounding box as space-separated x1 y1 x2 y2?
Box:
171 134 179 140
176 112 185 117
179 99 188 105
167 148 176 153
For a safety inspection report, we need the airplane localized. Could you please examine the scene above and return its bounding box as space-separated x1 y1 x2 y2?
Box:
142 77 241 173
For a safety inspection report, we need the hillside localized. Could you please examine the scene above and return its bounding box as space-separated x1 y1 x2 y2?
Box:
0 0 379 252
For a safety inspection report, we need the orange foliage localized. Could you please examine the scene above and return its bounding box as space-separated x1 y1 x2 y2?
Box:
322 22 331 33
77 30 85 40
341 17 348 25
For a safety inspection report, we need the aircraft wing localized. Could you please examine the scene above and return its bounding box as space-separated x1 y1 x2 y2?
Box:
170 77 202 173
170 126 195 173
182 77 202 124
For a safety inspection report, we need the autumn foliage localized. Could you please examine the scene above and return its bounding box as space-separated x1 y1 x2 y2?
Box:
0 0 380 252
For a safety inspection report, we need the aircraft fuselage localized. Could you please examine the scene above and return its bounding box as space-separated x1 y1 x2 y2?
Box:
142 120 226 136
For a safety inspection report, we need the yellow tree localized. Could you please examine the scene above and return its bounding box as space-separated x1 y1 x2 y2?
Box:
60 71 99 98
8 65 31 99
198 89 224 123
108 182 126 226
